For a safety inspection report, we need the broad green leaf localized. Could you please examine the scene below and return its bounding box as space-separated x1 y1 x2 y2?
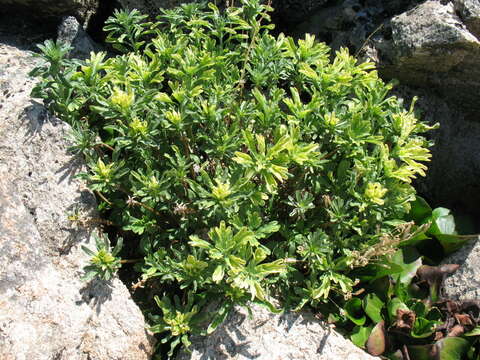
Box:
344 298 366 326
435 337 470 360
391 247 422 285
464 326 480 336
427 208 456 236
407 344 434 360
411 317 438 338
362 293 384 323
407 196 432 223
351 326 372 348
436 234 474 254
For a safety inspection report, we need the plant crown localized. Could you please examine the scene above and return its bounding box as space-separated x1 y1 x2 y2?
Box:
30 0 435 354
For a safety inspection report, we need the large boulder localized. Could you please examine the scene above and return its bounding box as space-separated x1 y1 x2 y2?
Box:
57 16 103 60
0 38 155 359
453 0 480 38
0 0 99 25
378 0 480 117
177 304 378 360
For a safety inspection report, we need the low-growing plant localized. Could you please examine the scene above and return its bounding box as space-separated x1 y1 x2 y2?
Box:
82 233 123 281
31 0 437 356
328 201 480 359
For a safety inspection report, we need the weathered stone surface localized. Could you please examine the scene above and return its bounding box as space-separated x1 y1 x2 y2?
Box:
0 38 155 359
290 0 420 52
0 0 99 25
58 16 103 60
177 304 378 360
390 86 480 223
378 0 480 116
442 237 480 301
454 0 480 38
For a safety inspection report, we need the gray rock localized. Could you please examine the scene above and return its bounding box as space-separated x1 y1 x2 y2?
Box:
454 0 480 38
0 39 155 359
177 304 378 360
0 0 99 25
378 0 480 116
57 16 102 60
390 86 480 221
442 237 480 301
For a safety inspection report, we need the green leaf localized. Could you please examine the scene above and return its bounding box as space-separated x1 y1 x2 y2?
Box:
207 303 231 334
351 326 372 348
435 337 470 360
212 265 225 283
411 317 437 338
362 293 384 323
188 235 211 249
427 208 456 236
407 196 432 223
344 298 366 326
436 234 473 254
464 326 480 336
391 247 422 285
387 298 409 323
407 344 434 360
353 262 404 282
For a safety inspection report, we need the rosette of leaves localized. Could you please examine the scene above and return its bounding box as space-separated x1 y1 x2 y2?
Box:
329 204 480 360
30 0 436 355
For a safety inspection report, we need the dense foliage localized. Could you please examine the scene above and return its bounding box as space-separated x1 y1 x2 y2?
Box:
336 198 480 360
30 0 438 356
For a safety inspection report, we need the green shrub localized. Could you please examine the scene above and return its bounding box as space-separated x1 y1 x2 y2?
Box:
31 0 435 354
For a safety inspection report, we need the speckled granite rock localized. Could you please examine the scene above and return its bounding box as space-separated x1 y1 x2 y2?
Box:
378 0 480 116
177 304 379 360
57 16 103 60
454 0 480 38
442 237 480 301
0 39 155 359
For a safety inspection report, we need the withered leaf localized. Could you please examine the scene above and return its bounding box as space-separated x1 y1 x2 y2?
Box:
447 324 465 337
366 320 386 356
416 264 460 284
454 313 473 327
417 264 460 302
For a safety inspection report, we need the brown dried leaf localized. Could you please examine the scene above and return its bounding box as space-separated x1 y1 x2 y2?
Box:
447 324 465 337
454 314 473 327
366 320 386 356
417 264 460 284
